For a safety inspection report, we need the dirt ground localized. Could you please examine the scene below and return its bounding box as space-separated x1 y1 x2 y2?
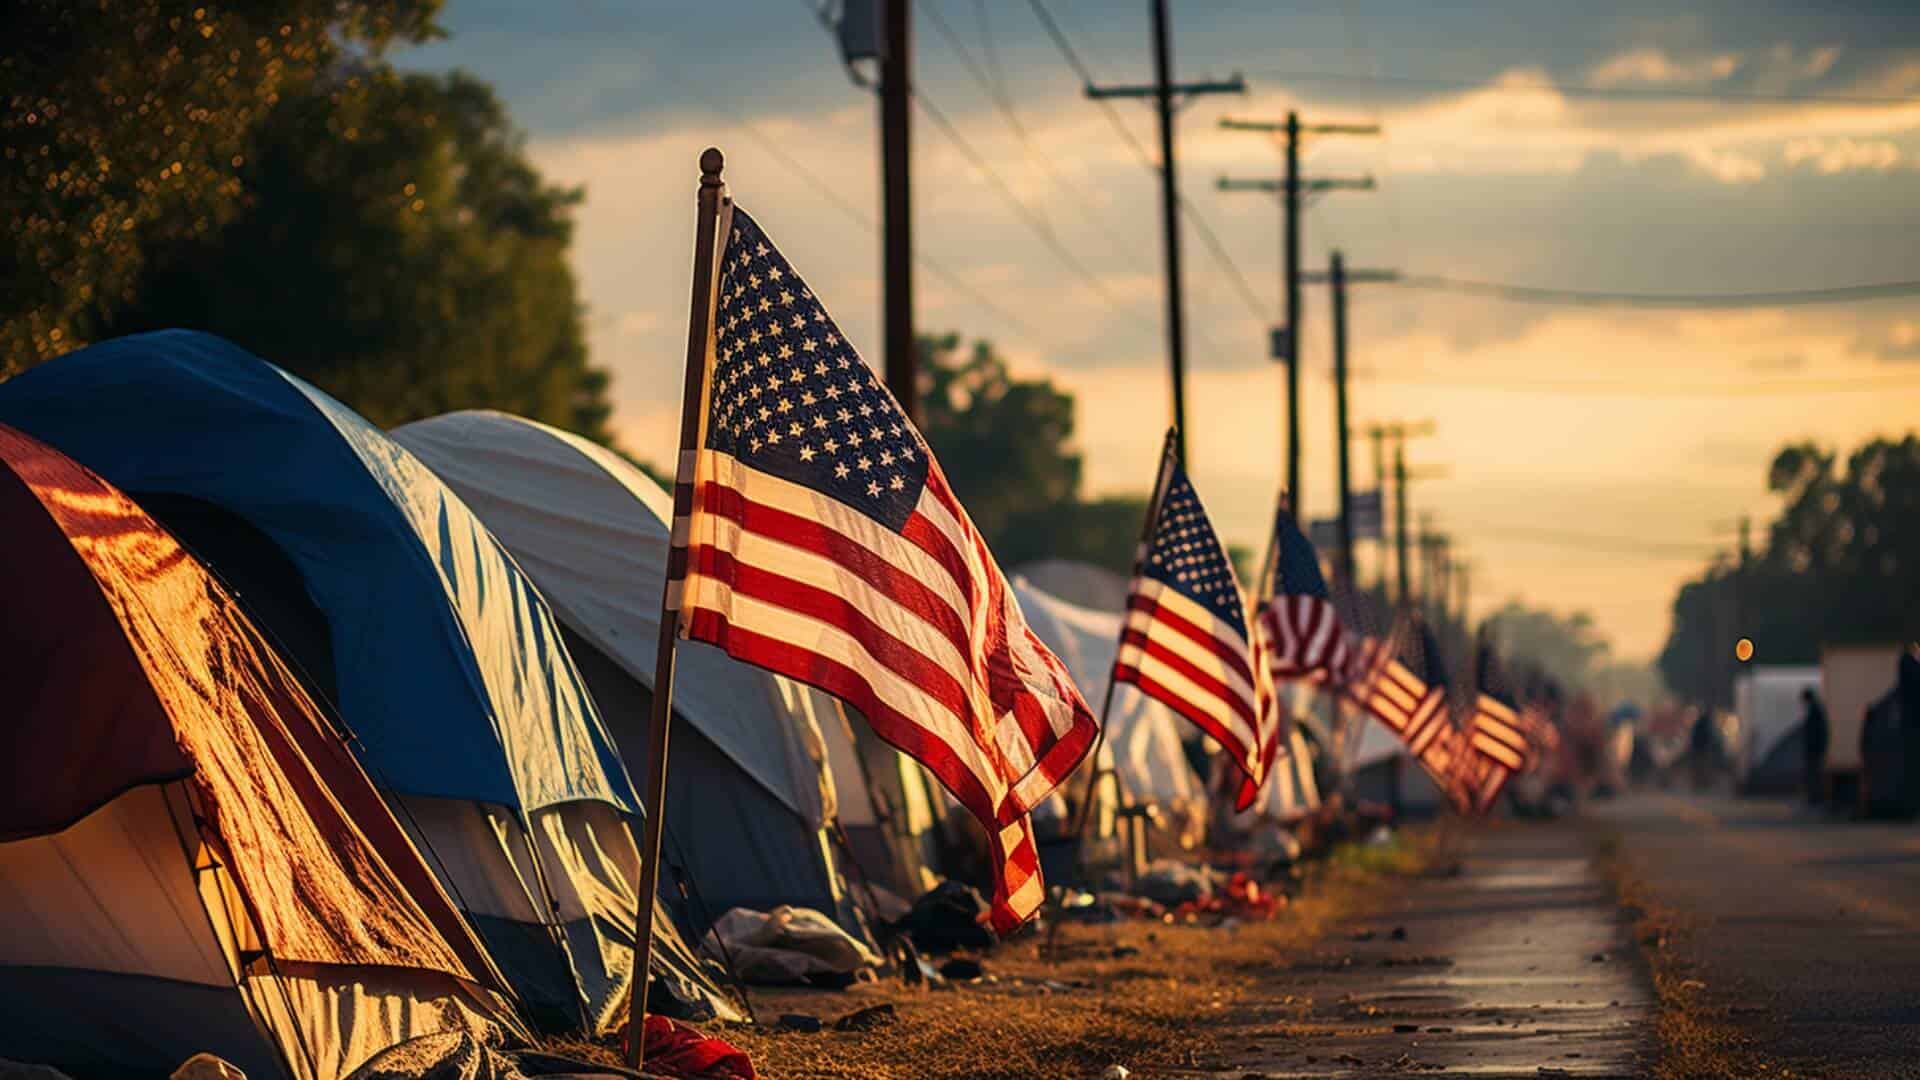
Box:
555 829 1448 1080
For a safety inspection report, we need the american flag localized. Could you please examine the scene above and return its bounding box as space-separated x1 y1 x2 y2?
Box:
1464 632 1531 812
1113 454 1267 808
1257 501 1349 682
1348 619 1471 810
678 208 1097 932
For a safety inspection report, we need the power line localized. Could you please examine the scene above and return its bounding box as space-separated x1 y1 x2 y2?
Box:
1381 273 1920 308
1361 371 1920 397
644 35 1079 360
911 86 1160 338
1024 0 1157 170
917 0 1159 280
1247 67 1920 106
1021 0 1269 329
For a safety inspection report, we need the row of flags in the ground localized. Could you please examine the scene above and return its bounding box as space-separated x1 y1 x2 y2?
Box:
659 167 1550 937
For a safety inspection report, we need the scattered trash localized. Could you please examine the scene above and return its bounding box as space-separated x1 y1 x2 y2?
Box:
777 1014 822 1034
632 1015 758 1078
1134 860 1217 906
940 956 986 981
895 881 997 954
1100 1066 1131 1080
833 1004 898 1032
706 906 881 986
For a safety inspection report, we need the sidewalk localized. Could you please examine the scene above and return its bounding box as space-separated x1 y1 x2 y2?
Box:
1200 823 1654 1079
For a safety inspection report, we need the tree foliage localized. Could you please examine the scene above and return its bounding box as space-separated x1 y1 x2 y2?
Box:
101 68 609 437
916 333 1147 576
2 0 441 370
1659 435 1920 705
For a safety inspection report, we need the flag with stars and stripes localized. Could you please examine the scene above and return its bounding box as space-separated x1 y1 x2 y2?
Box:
1464 630 1531 812
1113 454 1268 808
1257 501 1349 683
1347 618 1471 810
678 207 1097 932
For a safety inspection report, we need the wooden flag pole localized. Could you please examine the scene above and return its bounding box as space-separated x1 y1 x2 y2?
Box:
1046 428 1179 960
628 147 729 1071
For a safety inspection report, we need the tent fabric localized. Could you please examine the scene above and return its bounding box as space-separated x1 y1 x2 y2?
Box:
1011 579 1207 813
1013 560 1130 615
0 424 522 1079
389 411 862 932
0 333 703 1035
0 331 633 815
389 410 834 827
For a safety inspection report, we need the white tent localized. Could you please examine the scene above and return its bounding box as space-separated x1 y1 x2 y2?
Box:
392 412 876 930
1011 578 1208 823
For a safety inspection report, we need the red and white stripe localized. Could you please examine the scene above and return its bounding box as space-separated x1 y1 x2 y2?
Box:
1114 577 1266 801
680 450 1096 931
1261 594 1349 682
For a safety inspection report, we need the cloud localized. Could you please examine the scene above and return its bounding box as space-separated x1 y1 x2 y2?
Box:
1589 46 1741 87
1851 318 1920 362
1783 136 1902 173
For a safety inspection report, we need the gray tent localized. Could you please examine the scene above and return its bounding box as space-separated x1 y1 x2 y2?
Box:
393 411 878 934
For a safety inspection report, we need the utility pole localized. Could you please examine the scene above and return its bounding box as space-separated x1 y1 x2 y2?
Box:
1301 258 1396 601
1218 114 1377 505
1087 1 1243 463
1360 420 1435 609
880 0 916 422
1330 252 1352 593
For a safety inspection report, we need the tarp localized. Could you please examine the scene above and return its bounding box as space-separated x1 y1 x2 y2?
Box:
0 423 521 1078
1011 578 1207 812
391 411 862 930
390 410 835 826
0 331 634 816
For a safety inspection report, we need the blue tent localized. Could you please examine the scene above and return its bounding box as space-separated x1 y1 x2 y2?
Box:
0 331 725 1033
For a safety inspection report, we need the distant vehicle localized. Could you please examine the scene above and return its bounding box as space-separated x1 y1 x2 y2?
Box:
1821 644 1905 812
1732 666 1822 796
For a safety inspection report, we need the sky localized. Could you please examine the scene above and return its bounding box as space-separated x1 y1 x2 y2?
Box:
404 0 1920 663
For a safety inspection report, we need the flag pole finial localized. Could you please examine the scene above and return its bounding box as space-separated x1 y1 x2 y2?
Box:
700 146 725 184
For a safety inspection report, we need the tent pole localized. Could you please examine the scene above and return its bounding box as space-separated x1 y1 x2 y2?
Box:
628 148 728 1071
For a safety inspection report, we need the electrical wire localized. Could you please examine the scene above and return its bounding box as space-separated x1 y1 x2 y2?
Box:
1246 67 1920 106
911 85 1161 338
1359 371 1920 397
1385 274 1920 309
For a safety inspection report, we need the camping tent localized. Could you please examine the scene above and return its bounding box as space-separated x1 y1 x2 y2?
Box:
1011 578 1209 845
0 424 526 1080
0 332 727 1034
391 410 890 929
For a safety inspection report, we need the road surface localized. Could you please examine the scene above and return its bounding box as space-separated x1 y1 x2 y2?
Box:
1211 823 1653 1078
1593 790 1920 1075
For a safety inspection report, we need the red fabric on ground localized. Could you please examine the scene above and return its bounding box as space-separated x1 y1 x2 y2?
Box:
635 1015 756 1079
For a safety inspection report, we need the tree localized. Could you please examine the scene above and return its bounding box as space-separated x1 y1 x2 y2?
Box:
915 332 1147 576
95 68 609 437
1659 435 1920 706
2 1 441 371
1484 601 1615 694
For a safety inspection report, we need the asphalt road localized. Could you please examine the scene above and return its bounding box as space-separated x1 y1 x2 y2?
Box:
1592 790 1920 1076
1217 823 1653 1078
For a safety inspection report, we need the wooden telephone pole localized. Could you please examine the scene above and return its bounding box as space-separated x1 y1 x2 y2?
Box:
1087 0 1243 462
1216 113 1377 503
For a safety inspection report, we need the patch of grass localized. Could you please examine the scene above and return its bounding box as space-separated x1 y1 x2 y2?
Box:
551 828 1445 1079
